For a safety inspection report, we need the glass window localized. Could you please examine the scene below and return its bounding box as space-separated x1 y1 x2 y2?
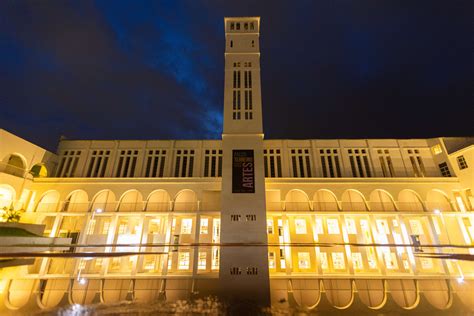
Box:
178 252 190 270
320 252 328 270
181 218 193 234
332 252 345 269
298 252 311 269
200 218 209 234
295 218 307 234
267 219 274 234
327 218 340 234
431 144 443 155
457 155 468 170
352 252 363 270
268 252 275 268
198 252 206 270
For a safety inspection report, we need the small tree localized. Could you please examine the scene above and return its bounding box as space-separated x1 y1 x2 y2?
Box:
1 206 23 223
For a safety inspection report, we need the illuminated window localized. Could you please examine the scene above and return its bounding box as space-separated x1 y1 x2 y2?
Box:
457 155 468 170
212 247 219 270
376 219 390 235
295 218 307 234
352 252 363 270
267 219 274 234
178 252 190 270
327 219 340 234
181 218 193 234
332 252 345 269
431 144 443 155
198 252 207 270
320 252 329 270
298 252 311 269
95 258 103 269
420 258 433 269
315 218 324 234
200 218 209 234
268 252 275 268
78 259 86 270
438 162 451 177
118 223 127 234
409 219 424 235
144 256 156 270
102 220 110 235
384 252 398 269
345 218 357 234
319 149 342 178
87 219 96 235
111 257 120 270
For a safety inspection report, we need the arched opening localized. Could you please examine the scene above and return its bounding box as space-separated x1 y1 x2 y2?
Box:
387 279 418 309
355 279 386 309
174 190 197 212
313 189 339 211
0 185 16 208
418 279 451 310
91 190 116 212
30 164 48 178
398 190 425 212
426 190 453 212
118 190 144 212
369 190 397 211
146 190 171 211
285 189 311 211
36 191 60 212
39 279 69 309
3 153 26 177
341 190 368 211
323 279 354 309
62 190 89 212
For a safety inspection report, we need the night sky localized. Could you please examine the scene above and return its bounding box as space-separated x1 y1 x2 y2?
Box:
1 1 472 151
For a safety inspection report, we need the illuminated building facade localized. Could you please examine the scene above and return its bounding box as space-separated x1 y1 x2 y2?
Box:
0 17 473 313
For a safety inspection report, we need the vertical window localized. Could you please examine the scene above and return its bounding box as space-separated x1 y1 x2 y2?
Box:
263 149 282 177
407 149 426 177
56 150 82 177
319 149 342 177
267 219 274 234
295 218 307 234
290 149 312 177
347 149 372 177
144 150 167 177
198 252 207 270
243 69 253 120
377 149 395 177
115 150 139 177
200 218 209 234
203 150 223 177
457 155 468 170
438 162 451 177
181 218 193 234
298 252 311 269
173 150 195 177
86 150 110 177
178 252 190 270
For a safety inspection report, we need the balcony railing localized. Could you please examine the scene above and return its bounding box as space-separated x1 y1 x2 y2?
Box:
0 162 29 178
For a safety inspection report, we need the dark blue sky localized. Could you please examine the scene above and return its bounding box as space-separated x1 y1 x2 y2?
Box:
1 1 472 151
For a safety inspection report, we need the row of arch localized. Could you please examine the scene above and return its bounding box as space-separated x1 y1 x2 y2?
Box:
4 278 473 312
33 187 457 213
